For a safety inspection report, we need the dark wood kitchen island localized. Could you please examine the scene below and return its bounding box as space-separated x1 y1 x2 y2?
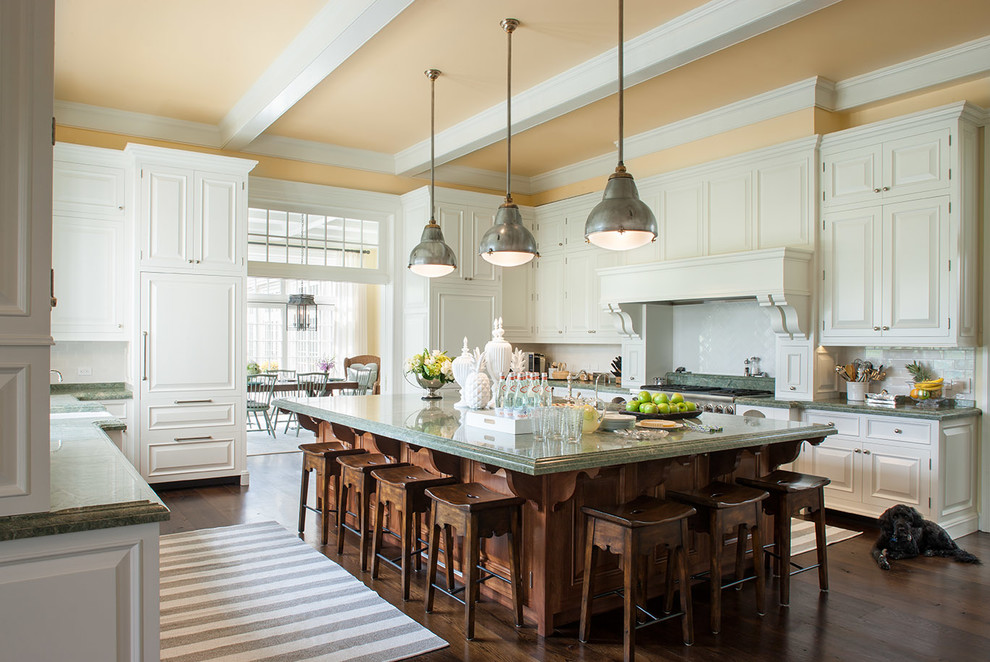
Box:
275 393 836 636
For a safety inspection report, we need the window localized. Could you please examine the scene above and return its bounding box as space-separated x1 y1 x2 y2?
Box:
248 208 380 270
246 278 338 373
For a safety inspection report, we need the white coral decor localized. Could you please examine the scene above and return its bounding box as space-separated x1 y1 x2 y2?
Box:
463 349 492 409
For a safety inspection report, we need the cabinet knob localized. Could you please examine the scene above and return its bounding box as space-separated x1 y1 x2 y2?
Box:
881 186 890 192
873 326 881 331
881 325 889 331
117 205 124 210
188 259 194 263
558 330 563 334
893 428 902 434
854 448 861 453
558 242 563 246
588 330 596 334
789 385 796 391
873 188 881 193
863 449 872 455
826 421 835 426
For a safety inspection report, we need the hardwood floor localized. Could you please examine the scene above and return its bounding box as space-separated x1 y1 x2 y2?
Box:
157 452 990 661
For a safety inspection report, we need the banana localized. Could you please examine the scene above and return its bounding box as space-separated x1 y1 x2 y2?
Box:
914 378 943 388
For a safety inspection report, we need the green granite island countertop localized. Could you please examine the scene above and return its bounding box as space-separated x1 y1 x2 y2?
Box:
274 393 837 476
735 395 981 421
0 397 169 542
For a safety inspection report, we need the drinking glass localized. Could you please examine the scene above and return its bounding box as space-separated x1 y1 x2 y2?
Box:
530 406 549 442
565 406 583 443
548 406 565 442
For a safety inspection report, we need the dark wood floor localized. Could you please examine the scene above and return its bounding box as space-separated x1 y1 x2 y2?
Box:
157 452 990 661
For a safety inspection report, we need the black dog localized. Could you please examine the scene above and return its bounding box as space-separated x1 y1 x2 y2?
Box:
872 504 980 570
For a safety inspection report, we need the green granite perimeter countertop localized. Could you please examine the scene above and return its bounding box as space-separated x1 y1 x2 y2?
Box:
0 397 168 542
50 381 133 400
734 395 981 421
274 393 836 476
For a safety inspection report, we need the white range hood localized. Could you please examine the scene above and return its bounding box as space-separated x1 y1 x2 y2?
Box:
598 247 814 340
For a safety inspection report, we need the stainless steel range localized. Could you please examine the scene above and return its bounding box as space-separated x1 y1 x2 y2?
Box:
637 385 773 415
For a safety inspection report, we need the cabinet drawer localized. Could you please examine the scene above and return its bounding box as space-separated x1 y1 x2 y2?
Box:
804 411 860 437
865 417 932 445
144 397 238 431
145 436 236 478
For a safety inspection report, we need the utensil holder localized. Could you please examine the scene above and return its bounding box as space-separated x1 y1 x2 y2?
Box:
846 381 867 402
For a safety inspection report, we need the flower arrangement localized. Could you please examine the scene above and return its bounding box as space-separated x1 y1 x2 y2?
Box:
259 360 279 372
317 356 335 373
247 361 261 375
405 348 455 384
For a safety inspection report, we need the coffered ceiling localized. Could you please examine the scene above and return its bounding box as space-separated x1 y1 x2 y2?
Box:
54 0 990 193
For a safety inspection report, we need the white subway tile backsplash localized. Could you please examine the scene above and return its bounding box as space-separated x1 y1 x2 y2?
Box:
831 346 975 397
50 341 129 384
671 300 776 377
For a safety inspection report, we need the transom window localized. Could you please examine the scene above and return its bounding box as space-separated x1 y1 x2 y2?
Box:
248 208 380 270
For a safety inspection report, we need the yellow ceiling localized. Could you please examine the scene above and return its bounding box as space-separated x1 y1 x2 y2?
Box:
55 0 326 123
53 0 990 183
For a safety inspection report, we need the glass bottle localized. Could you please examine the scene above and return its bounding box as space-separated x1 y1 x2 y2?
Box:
504 374 516 414
515 373 530 417
540 373 550 406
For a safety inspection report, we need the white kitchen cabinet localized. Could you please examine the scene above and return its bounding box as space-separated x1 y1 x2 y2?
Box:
53 155 126 219
140 272 241 395
536 212 565 253
776 340 811 399
535 254 565 338
51 214 127 341
823 129 949 208
430 284 499 354
127 145 253 275
818 104 979 348
501 260 535 340
563 252 593 336
821 196 950 344
436 203 499 283
661 180 705 260
800 409 978 538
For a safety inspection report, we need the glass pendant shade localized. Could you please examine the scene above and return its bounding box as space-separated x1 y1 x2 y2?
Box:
478 201 538 266
585 167 657 251
408 220 456 277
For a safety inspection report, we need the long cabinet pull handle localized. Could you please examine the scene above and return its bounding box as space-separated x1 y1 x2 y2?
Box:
174 399 214 405
142 331 149 381
174 435 213 442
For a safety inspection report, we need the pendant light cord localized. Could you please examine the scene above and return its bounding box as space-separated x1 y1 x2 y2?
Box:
426 69 439 223
503 19 516 203
618 0 624 168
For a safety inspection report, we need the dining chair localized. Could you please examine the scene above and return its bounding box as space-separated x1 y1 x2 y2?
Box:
344 354 381 395
246 373 278 437
283 371 331 435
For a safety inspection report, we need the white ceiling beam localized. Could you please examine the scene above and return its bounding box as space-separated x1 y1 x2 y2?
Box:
219 0 415 151
394 0 841 176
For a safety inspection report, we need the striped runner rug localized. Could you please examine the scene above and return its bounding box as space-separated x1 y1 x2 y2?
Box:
160 521 448 662
789 518 861 556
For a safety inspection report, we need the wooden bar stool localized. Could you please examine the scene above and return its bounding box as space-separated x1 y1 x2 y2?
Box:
736 470 831 606
424 483 524 640
579 495 696 662
669 481 769 634
297 442 367 545
370 465 457 600
336 453 408 571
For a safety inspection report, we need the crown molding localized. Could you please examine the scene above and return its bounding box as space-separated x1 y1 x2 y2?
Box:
393 0 841 176
832 35 990 111
55 100 222 147
432 164 532 196
220 0 413 151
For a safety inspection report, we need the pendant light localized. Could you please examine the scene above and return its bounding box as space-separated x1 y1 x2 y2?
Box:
478 18 539 267
408 69 457 278
584 0 657 251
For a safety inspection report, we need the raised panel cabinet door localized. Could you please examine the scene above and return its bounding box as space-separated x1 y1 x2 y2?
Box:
141 165 193 269
821 207 882 340
620 341 644 387
142 273 240 394
810 437 859 503
757 159 809 248
861 443 930 515
881 197 949 338
938 420 977 520
775 341 810 397
432 288 498 355
52 160 126 218
195 172 242 273
823 144 881 207
563 252 593 336
591 251 621 334
661 182 705 260
469 208 498 282
536 213 565 253
707 170 752 255
534 254 564 337
883 129 950 199
51 216 125 339
501 261 534 339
